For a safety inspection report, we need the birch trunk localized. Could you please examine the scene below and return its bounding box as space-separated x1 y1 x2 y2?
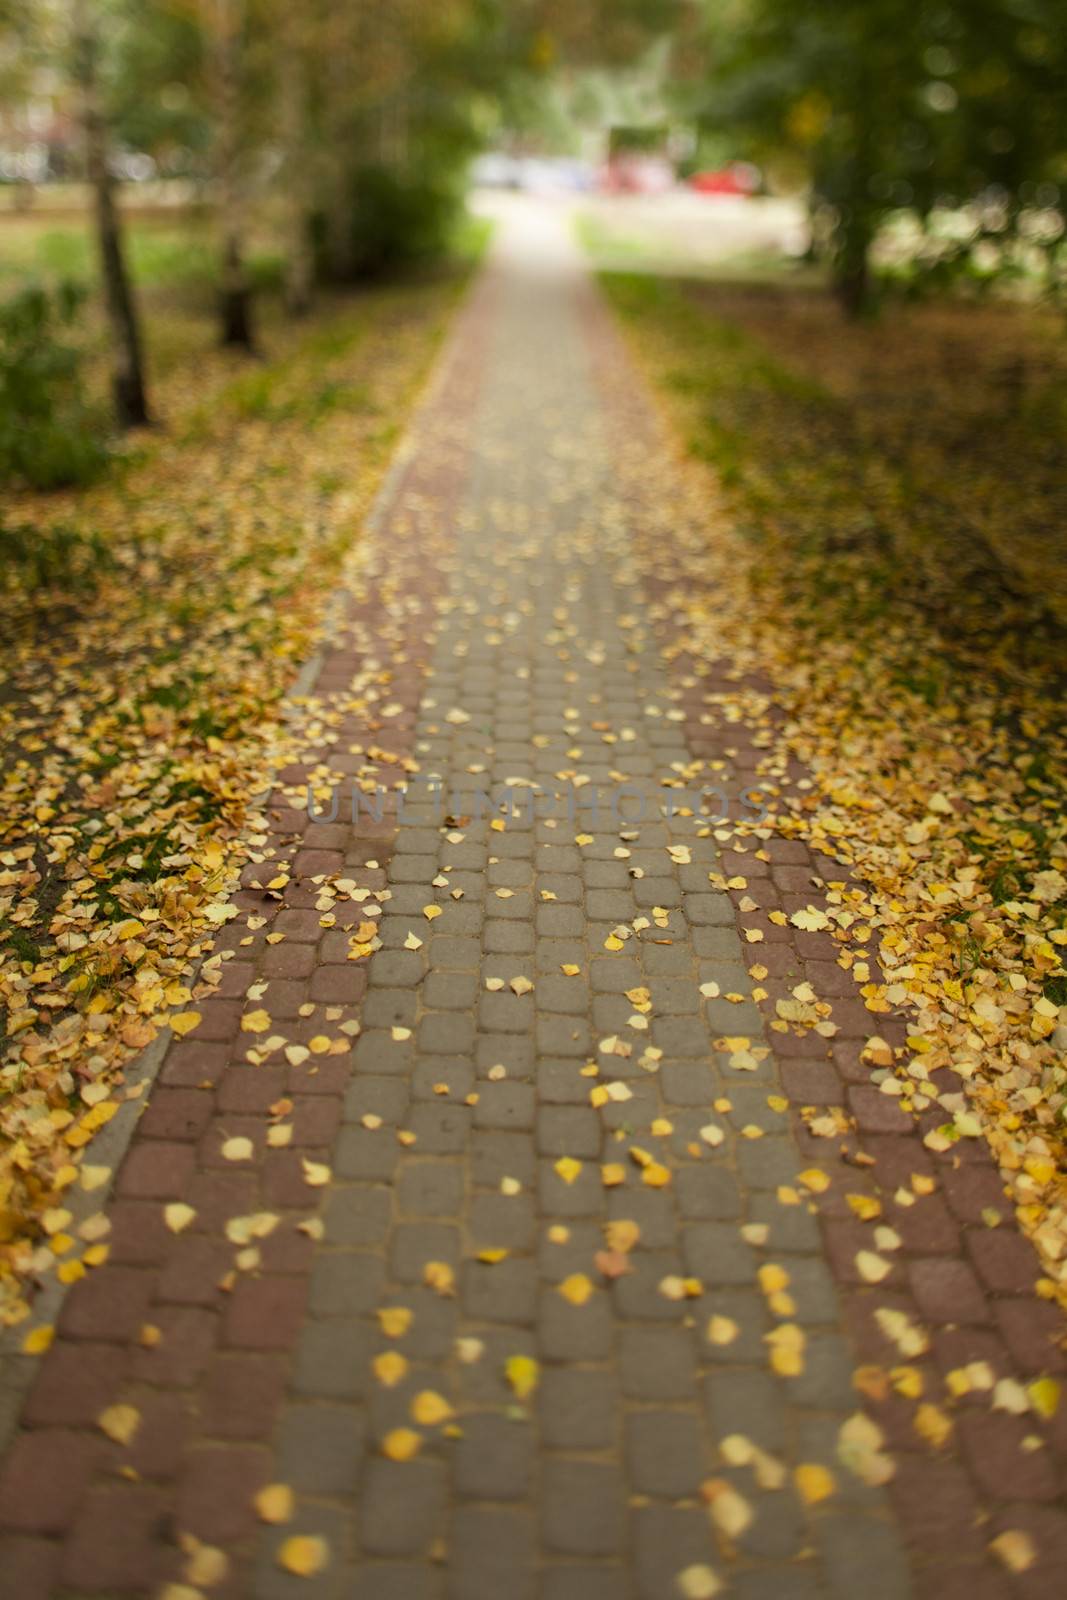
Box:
72 0 150 427
210 0 254 348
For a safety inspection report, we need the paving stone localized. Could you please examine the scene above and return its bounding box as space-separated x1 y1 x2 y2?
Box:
542 1461 625 1556
358 1460 447 1556
619 1325 697 1401
632 1505 717 1600
624 1410 706 1498
453 1413 533 1500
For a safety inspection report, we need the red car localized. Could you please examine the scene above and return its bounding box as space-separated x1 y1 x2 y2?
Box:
689 163 761 196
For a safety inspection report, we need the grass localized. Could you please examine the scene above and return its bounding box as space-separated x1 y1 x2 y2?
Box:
600 271 1067 649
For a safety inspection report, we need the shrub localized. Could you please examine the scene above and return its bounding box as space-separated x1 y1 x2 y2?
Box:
0 280 110 490
316 163 461 281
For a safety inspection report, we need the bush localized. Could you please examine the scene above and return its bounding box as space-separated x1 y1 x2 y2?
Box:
316 163 461 281
0 280 110 490
0 513 112 592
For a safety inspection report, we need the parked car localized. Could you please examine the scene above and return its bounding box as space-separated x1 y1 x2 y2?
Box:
689 162 761 197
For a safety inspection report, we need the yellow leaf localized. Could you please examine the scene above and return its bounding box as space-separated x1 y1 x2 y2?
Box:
373 1351 409 1387
701 1477 753 1539
706 1315 739 1347
676 1566 722 1599
1028 1377 1060 1420
554 1157 582 1185
559 1274 595 1306
382 1428 422 1461
22 1325 54 1355
837 1412 894 1485
277 1535 329 1576
171 1011 201 1037
796 1168 830 1194
165 1202 197 1234
914 1403 952 1449
423 904 443 920
604 1219 640 1254
477 1247 509 1264
601 1163 626 1187
241 1009 271 1033
794 1463 836 1504
855 1250 891 1283
254 1483 294 1524
505 1354 540 1401
424 1261 456 1296
758 1264 790 1295
301 1158 331 1187
411 1390 453 1426
221 1137 254 1162
97 1403 141 1445
790 907 830 932
989 1530 1036 1574
185 1542 228 1586
642 1162 671 1188
766 1323 806 1377
378 1306 413 1339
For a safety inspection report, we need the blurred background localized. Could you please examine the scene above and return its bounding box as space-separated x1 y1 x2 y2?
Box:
0 1 1064 478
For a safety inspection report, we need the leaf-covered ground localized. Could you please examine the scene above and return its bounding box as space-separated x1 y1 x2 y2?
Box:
0 263 475 1324
601 272 1067 1304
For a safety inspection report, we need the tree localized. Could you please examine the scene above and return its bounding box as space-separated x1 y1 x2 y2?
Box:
205 0 254 347
692 0 1067 315
71 0 151 425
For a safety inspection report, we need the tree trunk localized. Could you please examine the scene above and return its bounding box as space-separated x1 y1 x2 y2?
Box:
323 11 356 284
72 0 150 428
279 28 313 315
210 0 255 349
835 232 871 319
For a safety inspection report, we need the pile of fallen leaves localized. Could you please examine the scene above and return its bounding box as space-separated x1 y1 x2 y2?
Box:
603 273 1067 1306
0 272 468 1323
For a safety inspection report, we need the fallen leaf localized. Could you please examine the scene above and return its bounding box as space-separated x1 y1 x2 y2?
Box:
98 1403 141 1446
505 1354 540 1401
165 1203 197 1234
794 1463 836 1504
559 1273 596 1305
277 1535 329 1576
254 1483 294 1524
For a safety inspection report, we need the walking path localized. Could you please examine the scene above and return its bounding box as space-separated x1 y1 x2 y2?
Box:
1 203 1064 1600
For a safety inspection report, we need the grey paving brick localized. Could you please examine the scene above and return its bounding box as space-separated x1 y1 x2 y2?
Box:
276 1403 365 1495
542 1461 625 1556
397 1160 464 1216
619 1325 697 1401
632 1505 716 1600
453 1414 533 1500
358 1460 447 1557
309 1251 386 1317
625 1410 706 1498
538 1368 618 1450
448 1507 537 1600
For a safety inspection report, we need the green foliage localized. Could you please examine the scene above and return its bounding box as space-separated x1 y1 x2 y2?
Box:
318 164 463 281
0 513 112 590
693 0 1067 312
0 280 110 489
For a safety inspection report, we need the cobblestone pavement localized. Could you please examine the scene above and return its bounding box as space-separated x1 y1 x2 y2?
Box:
1 204 1064 1600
